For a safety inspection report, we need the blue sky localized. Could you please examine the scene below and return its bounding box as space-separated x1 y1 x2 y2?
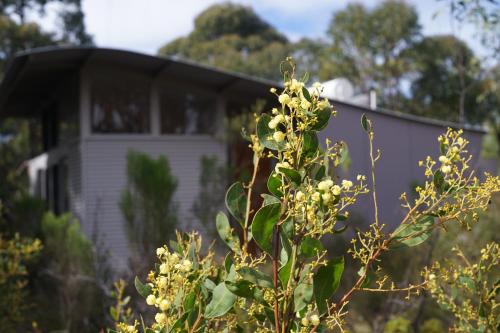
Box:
38 0 486 56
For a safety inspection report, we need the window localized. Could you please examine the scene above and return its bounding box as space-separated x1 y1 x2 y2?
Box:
160 88 216 135
91 75 150 133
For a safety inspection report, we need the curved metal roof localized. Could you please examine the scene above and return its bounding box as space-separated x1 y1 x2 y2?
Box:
0 46 486 133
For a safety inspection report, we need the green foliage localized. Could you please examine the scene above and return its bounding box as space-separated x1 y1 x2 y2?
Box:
41 212 93 272
120 150 178 259
0 231 42 332
383 316 414 333
192 156 228 238
420 318 445 333
158 3 290 81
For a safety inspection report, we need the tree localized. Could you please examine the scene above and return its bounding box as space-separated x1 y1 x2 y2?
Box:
324 0 420 109
404 35 483 123
0 0 92 45
158 3 290 81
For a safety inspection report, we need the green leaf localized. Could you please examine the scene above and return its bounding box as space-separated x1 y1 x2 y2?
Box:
261 193 280 205
278 167 301 186
314 165 326 181
134 276 152 298
300 237 324 258
433 170 447 194
267 173 283 197
294 283 313 312
216 211 240 251
279 256 293 286
225 182 247 224
238 267 274 289
257 114 286 151
361 114 370 132
357 267 375 288
168 312 189 333
204 278 216 291
311 109 331 131
204 282 237 318
333 225 348 234
391 215 435 248
314 256 344 315
302 87 312 102
109 307 118 321
251 203 281 254
225 280 255 298
184 292 196 312
302 131 319 158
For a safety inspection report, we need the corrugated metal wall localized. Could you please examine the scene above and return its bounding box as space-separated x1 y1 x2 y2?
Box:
321 102 492 229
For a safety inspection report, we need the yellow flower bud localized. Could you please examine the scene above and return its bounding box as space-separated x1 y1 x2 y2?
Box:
342 180 353 189
295 191 305 202
268 119 278 129
318 179 333 191
301 99 311 109
159 299 170 311
159 263 168 274
322 192 331 203
146 294 156 306
158 276 168 288
278 93 291 105
310 314 320 326
438 155 448 164
318 99 330 110
273 131 286 142
441 165 452 174
155 313 166 324
156 247 166 257
301 317 310 326
332 185 341 196
312 192 321 202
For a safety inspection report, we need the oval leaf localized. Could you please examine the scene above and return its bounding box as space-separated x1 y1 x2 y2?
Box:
278 167 302 186
267 173 283 197
361 114 370 132
216 211 240 251
294 283 313 312
257 114 286 151
302 131 319 158
314 256 344 315
251 203 281 253
311 109 331 131
204 282 237 318
134 276 152 299
238 267 274 289
225 182 247 224
300 237 324 258
391 215 434 248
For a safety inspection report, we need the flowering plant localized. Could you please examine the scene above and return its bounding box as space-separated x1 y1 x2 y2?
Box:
111 58 500 333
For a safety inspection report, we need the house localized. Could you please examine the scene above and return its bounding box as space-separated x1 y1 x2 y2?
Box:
0 47 494 270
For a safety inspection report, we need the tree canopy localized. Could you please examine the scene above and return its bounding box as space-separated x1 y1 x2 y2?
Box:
158 3 290 81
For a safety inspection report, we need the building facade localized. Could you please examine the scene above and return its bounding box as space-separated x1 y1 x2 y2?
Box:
0 47 494 269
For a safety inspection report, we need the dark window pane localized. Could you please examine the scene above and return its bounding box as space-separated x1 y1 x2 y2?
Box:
91 75 150 133
160 88 216 135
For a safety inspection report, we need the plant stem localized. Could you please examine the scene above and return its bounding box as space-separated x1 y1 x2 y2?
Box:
243 156 260 249
368 130 380 226
272 224 281 333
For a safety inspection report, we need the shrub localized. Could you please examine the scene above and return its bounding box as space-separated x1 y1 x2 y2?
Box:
120 150 178 260
111 58 500 333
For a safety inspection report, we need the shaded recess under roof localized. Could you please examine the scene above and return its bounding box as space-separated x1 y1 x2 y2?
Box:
0 46 486 133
